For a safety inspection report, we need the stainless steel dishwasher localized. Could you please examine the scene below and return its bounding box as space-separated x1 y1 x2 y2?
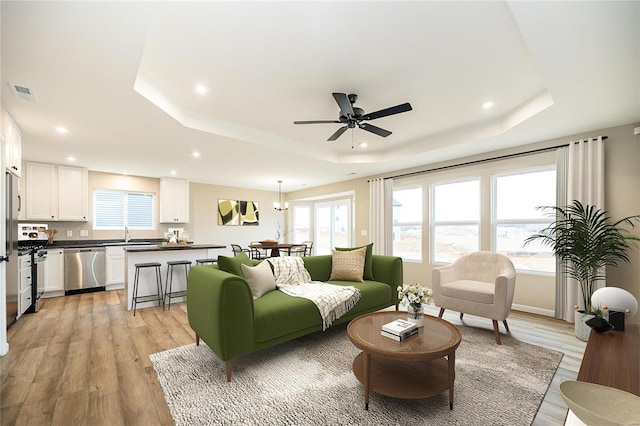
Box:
64 247 106 292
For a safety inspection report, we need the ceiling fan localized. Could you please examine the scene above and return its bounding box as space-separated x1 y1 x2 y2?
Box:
294 93 412 141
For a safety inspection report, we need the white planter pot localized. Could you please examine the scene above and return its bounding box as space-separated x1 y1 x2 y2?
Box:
575 311 595 341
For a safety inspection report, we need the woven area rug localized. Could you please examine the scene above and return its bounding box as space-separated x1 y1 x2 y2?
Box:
150 323 562 425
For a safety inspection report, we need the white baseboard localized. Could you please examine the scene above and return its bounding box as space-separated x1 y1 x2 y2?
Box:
512 303 555 317
42 290 65 299
106 283 124 291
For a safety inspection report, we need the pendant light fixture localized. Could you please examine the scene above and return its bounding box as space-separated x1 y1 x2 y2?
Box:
273 180 288 211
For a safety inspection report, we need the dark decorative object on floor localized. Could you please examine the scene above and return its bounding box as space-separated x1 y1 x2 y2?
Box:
585 316 614 333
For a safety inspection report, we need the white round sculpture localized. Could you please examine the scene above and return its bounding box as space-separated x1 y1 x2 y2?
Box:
591 287 638 318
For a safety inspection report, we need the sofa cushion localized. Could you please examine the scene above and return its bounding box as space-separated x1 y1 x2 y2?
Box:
241 261 276 299
335 243 375 280
329 247 366 282
330 280 393 314
217 252 253 277
441 280 495 304
253 279 393 342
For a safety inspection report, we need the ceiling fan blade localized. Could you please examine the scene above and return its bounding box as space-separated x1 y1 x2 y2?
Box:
359 123 392 137
332 93 354 117
327 126 348 141
362 102 412 121
294 120 341 125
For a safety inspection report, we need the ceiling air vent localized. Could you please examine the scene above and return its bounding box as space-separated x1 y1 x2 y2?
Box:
9 82 37 101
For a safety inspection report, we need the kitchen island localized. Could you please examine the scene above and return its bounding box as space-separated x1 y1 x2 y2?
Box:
123 244 225 311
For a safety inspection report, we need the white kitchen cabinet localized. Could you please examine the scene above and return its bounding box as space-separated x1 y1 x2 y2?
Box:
105 246 125 287
18 256 32 318
3 111 22 177
26 162 58 220
160 177 190 223
25 162 88 221
57 166 88 221
19 287 32 317
44 248 65 294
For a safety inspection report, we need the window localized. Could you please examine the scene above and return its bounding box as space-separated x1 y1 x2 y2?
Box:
292 205 311 243
431 179 480 263
314 199 351 255
493 167 556 273
94 189 154 230
392 187 422 261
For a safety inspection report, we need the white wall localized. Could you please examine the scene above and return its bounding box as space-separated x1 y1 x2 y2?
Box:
190 182 283 257
1 135 8 355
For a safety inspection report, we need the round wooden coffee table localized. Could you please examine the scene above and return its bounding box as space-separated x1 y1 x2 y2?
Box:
347 311 462 410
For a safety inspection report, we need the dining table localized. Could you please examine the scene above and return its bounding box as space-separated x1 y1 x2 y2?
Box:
248 243 296 257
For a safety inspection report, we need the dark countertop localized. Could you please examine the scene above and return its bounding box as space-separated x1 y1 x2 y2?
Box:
48 239 166 249
123 244 226 252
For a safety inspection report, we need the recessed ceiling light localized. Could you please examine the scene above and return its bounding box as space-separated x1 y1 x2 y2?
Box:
359 142 368 148
66 156 76 162
170 170 177 175
195 85 209 95
482 101 494 109
192 151 201 158
55 126 70 134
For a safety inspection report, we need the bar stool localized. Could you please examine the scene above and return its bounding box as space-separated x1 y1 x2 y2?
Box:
164 260 192 310
196 258 217 265
131 262 163 316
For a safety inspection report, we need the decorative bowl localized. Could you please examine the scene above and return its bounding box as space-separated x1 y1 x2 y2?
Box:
260 240 277 246
585 316 615 333
559 381 640 426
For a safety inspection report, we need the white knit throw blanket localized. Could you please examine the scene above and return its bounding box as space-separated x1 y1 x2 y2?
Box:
278 282 361 331
268 257 361 330
268 257 312 285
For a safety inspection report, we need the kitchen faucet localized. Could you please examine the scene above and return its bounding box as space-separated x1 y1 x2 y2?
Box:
125 226 131 243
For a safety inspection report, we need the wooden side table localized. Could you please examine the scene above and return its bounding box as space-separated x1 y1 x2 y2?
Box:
577 323 639 395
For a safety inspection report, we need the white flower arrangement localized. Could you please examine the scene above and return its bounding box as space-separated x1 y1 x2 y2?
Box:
397 283 433 311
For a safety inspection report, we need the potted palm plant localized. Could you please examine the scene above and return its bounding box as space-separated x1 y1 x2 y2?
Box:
525 200 640 340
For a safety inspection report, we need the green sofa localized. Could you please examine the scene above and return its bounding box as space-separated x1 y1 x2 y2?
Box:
186 254 403 381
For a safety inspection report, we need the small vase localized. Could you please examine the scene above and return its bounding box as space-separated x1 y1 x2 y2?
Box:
407 304 424 327
575 311 595 341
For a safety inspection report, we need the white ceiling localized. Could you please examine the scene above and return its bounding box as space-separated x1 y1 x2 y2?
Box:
2 1 638 193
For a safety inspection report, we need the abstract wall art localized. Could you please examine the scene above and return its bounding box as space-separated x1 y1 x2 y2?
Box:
240 201 259 226
218 199 239 226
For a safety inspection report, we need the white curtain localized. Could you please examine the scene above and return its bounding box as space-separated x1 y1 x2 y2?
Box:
369 178 393 255
557 137 605 322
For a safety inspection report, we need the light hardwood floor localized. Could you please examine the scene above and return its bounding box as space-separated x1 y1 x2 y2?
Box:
1 290 585 425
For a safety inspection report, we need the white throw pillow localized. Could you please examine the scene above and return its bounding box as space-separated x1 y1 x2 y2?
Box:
241 261 276 299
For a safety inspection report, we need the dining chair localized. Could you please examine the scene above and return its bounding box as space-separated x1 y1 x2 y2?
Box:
231 244 250 257
288 244 307 257
302 241 313 256
250 241 268 260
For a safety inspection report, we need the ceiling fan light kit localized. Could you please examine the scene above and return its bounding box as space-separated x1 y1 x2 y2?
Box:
294 92 412 142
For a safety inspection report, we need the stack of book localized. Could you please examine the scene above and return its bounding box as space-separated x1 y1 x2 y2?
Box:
381 319 419 341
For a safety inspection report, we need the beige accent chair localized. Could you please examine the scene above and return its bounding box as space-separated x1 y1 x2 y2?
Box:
432 251 516 345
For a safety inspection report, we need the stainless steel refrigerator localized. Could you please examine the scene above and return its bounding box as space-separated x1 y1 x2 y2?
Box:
5 171 20 328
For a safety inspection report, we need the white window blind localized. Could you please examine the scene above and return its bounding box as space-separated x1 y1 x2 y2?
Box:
94 189 154 230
